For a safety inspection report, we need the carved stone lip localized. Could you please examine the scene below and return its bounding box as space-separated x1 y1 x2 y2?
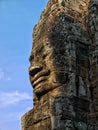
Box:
30 69 50 88
33 77 47 88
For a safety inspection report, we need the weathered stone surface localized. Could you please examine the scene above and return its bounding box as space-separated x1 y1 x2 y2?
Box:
22 0 98 129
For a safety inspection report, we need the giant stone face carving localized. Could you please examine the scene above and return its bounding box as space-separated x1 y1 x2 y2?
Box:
28 14 79 98
29 38 68 97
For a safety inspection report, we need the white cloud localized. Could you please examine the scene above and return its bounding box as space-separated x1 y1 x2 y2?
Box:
0 68 4 80
8 108 32 121
6 77 11 81
0 68 11 81
8 112 24 121
0 91 32 108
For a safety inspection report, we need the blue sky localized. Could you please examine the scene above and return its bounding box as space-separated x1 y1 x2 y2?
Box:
0 0 48 130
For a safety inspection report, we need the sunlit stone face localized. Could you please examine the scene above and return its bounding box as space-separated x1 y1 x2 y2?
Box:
28 14 77 97
29 37 68 97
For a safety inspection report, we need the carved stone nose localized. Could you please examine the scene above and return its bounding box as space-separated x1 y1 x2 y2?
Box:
29 66 43 77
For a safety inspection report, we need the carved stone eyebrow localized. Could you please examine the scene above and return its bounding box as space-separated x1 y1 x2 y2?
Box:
33 44 44 55
29 53 34 62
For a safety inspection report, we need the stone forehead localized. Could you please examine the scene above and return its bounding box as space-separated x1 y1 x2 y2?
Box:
33 0 90 42
44 0 89 19
49 0 89 11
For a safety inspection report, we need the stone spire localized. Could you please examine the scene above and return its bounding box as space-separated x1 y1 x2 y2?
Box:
21 0 98 129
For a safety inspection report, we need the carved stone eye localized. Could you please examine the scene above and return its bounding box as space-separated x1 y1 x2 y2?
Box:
42 53 47 59
29 54 34 62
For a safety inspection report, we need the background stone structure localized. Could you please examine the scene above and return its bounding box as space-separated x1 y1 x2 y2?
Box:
21 0 98 129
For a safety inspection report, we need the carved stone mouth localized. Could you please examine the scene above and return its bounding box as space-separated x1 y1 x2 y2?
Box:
30 69 50 88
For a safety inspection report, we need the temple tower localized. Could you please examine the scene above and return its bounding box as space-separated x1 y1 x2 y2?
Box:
21 0 98 129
